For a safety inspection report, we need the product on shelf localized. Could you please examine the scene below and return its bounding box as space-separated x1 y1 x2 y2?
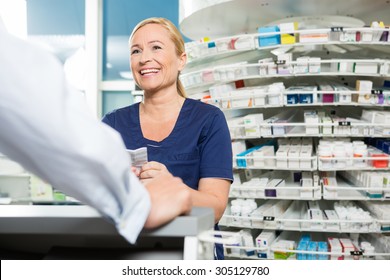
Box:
184 15 390 260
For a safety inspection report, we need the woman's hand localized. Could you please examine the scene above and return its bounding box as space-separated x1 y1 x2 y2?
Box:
139 161 170 185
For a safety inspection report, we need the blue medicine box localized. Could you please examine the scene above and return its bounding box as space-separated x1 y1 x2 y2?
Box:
297 241 309 260
307 241 318 260
236 141 276 167
382 141 390 154
286 93 299 104
258 26 281 47
236 146 262 168
317 242 329 260
299 93 313 104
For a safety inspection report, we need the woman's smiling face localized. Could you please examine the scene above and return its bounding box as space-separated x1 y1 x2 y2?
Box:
130 23 185 93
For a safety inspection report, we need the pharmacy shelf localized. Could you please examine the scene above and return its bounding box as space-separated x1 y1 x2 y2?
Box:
181 2 390 260
182 59 390 93
229 179 321 201
225 249 390 260
232 133 389 140
221 102 390 111
230 179 390 201
320 156 390 168
235 155 390 172
230 123 390 139
185 28 390 67
234 166 317 172
221 233 390 260
322 176 390 201
220 202 388 234
220 216 384 234
229 192 321 201
234 155 317 171
205 90 390 111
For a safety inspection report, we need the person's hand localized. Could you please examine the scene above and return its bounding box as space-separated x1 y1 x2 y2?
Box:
139 161 169 185
131 166 141 177
143 172 192 229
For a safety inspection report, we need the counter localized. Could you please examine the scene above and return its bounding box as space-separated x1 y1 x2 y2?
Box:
0 205 215 260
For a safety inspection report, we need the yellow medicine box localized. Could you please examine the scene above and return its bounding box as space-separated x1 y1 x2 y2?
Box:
280 22 298 44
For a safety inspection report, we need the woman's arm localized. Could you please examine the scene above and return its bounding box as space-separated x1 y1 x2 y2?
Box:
189 178 230 223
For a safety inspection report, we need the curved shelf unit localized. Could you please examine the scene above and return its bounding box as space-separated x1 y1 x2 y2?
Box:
181 4 390 259
203 89 390 111
219 216 387 234
229 123 390 139
182 59 390 94
185 27 390 67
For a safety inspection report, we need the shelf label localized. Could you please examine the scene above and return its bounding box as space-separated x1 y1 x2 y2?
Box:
338 121 351 126
371 89 383 94
350 251 363 256
274 60 286 65
263 216 275 221
331 27 344 32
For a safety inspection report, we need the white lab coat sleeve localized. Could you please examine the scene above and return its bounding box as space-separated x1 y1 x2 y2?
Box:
0 25 150 243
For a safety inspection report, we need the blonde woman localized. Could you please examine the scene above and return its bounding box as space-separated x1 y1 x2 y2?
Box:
103 18 233 259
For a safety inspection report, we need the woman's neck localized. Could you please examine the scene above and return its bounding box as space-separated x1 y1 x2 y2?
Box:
140 90 185 122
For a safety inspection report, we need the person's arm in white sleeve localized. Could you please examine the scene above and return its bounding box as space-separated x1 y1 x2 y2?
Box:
0 21 191 243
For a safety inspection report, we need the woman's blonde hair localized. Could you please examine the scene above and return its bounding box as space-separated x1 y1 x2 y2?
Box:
129 17 187 98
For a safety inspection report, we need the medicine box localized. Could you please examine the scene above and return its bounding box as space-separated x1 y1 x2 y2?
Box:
273 119 290 136
294 56 309 74
339 238 358 260
328 237 343 260
309 57 321 73
241 230 256 257
277 53 293 75
272 240 296 260
288 146 300 168
299 32 329 43
307 241 318 260
322 177 338 198
265 179 285 197
279 22 298 44
260 118 276 136
304 110 319 135
356 80 373 92
252 87 267 106
354 62 378 74
366 172 384 198
276 146 289 168
258 26 281 47
231 97 250 109
300 147 313 169
296 235 310 260
256 230 276 248
286 93 299 104
309 209 323 229
324 210 340 231
244 113 264 137
317 242 329 260
252 145 275 168
258 58 273 75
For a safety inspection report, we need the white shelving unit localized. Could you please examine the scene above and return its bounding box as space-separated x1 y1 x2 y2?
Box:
180 0 390 260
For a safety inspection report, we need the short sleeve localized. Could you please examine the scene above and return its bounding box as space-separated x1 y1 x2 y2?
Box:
199 109 233 181
102 112 114 127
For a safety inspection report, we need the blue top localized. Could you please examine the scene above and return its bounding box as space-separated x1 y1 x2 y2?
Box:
102 98 233 189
